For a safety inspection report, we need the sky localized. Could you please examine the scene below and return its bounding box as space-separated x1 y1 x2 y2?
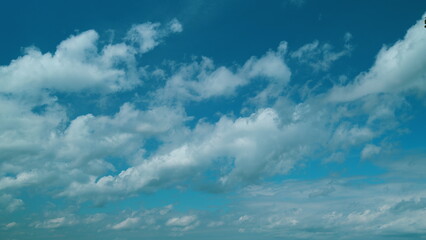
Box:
0 0 426 239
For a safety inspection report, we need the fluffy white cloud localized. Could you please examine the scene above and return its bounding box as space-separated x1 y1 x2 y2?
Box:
0 31 139 96
328 14 426 102
157 57 246 102
168 18 183 33
0 101 188 205
241 41 290 81
0 19 183 99
0 31 409 208
156 41 290 103
0 14 424 232
241 41 291 104
59 106 324 200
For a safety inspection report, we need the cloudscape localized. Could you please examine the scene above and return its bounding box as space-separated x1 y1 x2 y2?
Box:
1 1 426 239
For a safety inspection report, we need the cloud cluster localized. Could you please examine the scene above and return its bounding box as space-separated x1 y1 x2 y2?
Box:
0 12 426 240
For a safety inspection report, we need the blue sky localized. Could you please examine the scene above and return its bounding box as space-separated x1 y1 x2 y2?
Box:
1 1 426 239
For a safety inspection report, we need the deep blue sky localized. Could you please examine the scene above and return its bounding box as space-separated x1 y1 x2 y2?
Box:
1 1 426 239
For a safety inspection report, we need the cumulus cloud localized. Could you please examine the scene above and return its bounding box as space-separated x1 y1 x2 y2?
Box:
59 106 327 201
1 12 426 240
0 101 188 203
0 18 414 206
56 78 407 203
328 14 426 102
241 41 291 104
156 57 246 102
0 18 183 100
156 41 290 103
0 30 139 96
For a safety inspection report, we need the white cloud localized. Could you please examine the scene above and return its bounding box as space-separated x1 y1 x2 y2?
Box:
361 144 381 159
241 41 290 81
291 34 351 71
329 124 375 149
166 215 199 232
0 100 188 203
169 18 183 33
0 42 407 205
0 31 139 96
328 14 426 102
0 171 42 191
166 215 197 227
158 57 246 102
111 217 140 230
32 216 77 229
0 194 24 212
59 107 321 200
241 41 291 104
156 41 290 104
5 222 17 229
0 15 424 234
159 204 173 215
127 22 161 53
127 19 183 53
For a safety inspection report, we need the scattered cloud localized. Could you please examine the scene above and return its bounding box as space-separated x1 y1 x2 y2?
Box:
1 9 426 240
291 34 352 71
5 222 17 229
361 144 381 159
111 217 140 230
0 194 24 212
166 215 200 232
126 19 182 54
32 216 77 229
